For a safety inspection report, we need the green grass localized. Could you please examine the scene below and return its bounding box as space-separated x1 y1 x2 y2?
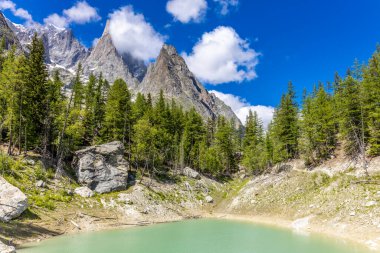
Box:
0 153 76 212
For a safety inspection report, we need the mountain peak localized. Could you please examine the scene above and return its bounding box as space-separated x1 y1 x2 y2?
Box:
161 44 178 56
139 44 242 126
103 20 110 37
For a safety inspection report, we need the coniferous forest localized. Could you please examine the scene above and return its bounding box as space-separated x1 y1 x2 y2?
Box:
1 34 380 178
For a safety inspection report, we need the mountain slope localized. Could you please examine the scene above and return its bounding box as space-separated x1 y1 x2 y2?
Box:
139 44 242 125
0 11 21 51
7 19 89 84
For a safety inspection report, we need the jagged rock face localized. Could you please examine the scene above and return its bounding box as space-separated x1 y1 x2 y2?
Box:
139 44 242 126
0 11 21 51
7 20 89 85
83 22 146 88
8 21 88 69
72 141 129 194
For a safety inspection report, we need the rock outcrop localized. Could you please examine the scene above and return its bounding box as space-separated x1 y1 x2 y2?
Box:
182 167 201 180
0 177 28 222
0 241 15 253
139 44 242 126
73 141 129 194
74 187 94 198
0 11 21 51
82 21 146 88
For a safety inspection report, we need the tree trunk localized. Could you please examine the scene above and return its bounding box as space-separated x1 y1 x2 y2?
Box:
55 93 73 179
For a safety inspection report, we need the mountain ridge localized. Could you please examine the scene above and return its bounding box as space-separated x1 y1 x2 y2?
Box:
0 12 241 126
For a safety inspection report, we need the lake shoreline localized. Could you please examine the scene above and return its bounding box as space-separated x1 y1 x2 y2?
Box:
206 212 380 252
15 211 379 252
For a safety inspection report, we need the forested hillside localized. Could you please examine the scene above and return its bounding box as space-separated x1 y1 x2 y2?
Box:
0 35 242 178
1 34 380 178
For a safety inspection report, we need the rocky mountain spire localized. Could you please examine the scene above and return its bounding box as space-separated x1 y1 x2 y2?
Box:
102 20 110 36
139 44 242 126
82 20 147 87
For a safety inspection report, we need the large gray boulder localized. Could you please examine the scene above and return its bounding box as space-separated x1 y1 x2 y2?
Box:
73 141 129 194
0 241 15 253
0 177 28 222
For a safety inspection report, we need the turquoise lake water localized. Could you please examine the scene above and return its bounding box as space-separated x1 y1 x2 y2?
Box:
18 219 370 253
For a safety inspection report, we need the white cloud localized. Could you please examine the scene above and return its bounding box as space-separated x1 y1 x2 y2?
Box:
108 6 165 62
44 13 68 28
214 0 239 15
44 1 100 28
0 0 15 10
92 37 99 48
183 26 260 85
210 90 274 128
63 1 100 24
166 0 207 23
0 0 33 24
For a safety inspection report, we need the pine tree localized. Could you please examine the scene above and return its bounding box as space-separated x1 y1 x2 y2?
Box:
362 50 380 156
242 110 266 173
102 79 132 144
41 71 64 161
0 47 27 155
270 82 299 162
335 74 366 158
132 93 148 122
300 84 337 164
182 108 205 169
214 116 238 174
83 74 97 144
65 64 86 149
24 33 49 149
92 74 108 143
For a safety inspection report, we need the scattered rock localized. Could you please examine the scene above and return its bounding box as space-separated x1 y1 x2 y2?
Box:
35 180 46 188
74 187 94 198
0 176 28 222
0 241 15 253
184 181 192 191
181 167 201 180
205 195 214 203
24 158 35 166
365 201 377 207
72 141 129 194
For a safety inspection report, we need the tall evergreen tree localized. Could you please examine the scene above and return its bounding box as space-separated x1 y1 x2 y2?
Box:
362 50 380 156
300 84 337 164
242 110 267 172
102 79 132 144
270 82 299 162
24 34 49 149
335 74 366 158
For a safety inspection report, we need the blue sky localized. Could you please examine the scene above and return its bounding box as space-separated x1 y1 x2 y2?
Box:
1 0 380 125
